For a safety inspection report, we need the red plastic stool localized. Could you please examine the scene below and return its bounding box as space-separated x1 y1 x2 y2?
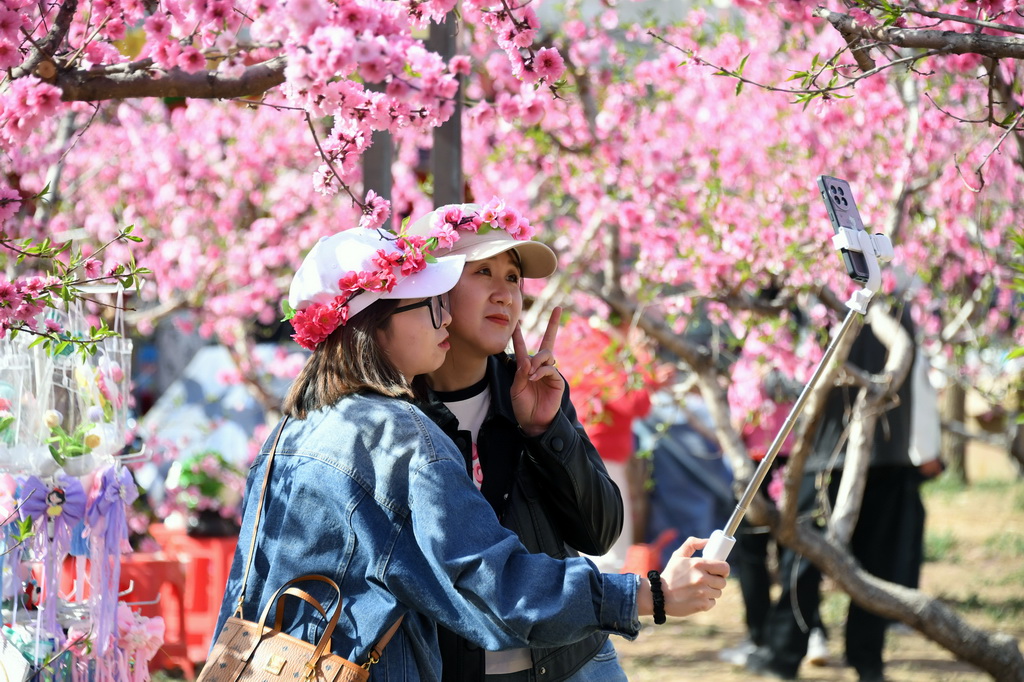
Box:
150 523 237 663
621 529 678 575
120 552 195 679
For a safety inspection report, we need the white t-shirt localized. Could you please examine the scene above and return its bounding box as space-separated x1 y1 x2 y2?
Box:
438 379 491 490
437 378 532 674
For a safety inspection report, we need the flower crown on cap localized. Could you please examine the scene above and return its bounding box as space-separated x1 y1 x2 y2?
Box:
425 197 537 247
283 230 436 351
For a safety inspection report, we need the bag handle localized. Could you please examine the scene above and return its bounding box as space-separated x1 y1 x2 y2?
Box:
272 585 332 630
239 574 342 670
232 417 405 666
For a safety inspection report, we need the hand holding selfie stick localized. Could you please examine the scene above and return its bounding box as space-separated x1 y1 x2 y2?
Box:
702 177 894 562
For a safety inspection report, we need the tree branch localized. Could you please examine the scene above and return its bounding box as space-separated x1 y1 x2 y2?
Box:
776 513 1024 680
897 2 1024 37
814 8 1024 59
12 0 78 80
828 303 914 544
54 56 287 102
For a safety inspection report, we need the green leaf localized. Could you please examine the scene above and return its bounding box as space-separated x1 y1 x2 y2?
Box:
13 517 35 543
735 54 749 76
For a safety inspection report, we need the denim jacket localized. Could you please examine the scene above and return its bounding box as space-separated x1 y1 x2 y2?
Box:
416 353 624 681
212 392 641 682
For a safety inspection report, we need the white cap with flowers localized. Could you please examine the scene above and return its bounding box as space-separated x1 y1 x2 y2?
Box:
405 197 557 279
284 227 465 351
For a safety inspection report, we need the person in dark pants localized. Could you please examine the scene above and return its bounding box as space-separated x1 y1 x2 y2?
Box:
724 339 829 669
746 305 940 681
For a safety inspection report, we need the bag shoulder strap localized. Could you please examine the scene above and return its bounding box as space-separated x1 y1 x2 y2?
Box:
233 416 288 619
230 416 405 664
366 617 403 667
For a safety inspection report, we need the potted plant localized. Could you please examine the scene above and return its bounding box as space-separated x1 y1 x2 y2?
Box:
162 450 245 537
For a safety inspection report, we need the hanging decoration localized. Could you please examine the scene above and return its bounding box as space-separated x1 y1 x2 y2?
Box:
0 289 164 681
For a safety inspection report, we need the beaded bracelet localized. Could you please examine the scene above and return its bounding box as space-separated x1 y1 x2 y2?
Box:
647 570 666 625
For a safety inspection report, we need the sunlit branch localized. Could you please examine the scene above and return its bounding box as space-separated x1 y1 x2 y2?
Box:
55 56 287 102
891 2 1024 37
814 8 1024 60
649 31 941 98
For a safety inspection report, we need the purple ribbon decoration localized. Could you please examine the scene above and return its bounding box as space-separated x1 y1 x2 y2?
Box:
16 475 87 646
86 465 139 553
18 474 87 556
86 465 140 656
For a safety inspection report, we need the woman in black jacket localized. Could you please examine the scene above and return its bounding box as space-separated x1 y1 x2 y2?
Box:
408 201 627 682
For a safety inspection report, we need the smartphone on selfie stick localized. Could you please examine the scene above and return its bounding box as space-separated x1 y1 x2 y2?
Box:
701 176 894 562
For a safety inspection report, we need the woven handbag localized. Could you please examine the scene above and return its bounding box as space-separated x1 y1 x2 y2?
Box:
198 418 402 682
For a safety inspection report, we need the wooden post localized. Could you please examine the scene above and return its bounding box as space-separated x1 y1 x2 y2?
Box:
428 13 463 207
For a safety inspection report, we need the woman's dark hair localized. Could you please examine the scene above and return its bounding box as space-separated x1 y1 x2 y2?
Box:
283 298 408 418
508 247 523 274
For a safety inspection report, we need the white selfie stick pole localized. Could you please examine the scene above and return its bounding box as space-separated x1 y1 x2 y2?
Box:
702 227 893 562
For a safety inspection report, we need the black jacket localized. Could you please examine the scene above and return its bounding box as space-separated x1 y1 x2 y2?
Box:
808 307 916 473
416 353 624 682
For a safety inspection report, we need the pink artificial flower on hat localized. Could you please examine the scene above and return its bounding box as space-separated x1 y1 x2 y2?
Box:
291 300 347 350
360 268 397 293
441 206 463 226
373 248 404 270
496 209 522 235
338 270 364 294
480 197 505 223
397 236 429 276
431 222 459 248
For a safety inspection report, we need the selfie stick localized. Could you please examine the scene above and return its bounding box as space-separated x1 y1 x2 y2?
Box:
701 223 894 562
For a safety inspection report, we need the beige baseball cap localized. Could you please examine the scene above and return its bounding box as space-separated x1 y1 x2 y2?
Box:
405 203 558 279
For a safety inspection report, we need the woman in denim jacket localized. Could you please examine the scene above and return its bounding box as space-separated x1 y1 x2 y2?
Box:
405 201 630 682
212 226 730 682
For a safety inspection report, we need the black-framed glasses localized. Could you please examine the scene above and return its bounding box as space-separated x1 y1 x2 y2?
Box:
391 292 450 329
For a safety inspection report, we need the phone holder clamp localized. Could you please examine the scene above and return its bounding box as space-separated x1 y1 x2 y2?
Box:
832 228 894 314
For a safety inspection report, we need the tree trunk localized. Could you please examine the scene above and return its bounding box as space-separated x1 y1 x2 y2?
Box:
428 13 463 207
1011 384 1024 473
362 83 394 204
943 381 968 483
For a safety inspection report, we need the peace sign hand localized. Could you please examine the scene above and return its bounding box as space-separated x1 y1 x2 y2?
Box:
510 307 565 437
